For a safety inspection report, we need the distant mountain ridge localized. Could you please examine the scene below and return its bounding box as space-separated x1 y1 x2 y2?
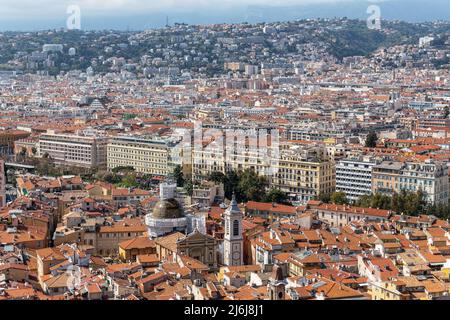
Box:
0 0 450 31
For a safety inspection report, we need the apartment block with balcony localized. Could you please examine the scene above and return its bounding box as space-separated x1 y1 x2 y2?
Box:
107 135 179 176
192 128 277 181
336 156 380 202
271 145 335 203
372 160 449 205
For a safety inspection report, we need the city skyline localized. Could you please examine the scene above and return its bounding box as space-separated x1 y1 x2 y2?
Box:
0 1 449 305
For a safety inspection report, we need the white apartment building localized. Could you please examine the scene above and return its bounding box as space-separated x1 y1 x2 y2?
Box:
192 125 278 181
336 156 380 202
38 131 108 169
400 161 449 205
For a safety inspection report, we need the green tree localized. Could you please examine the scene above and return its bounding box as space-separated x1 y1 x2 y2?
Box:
330 192 349 205
371 193 392 209
223 170 240 200
365 131 378 148
95 170 120 184
425 203 449 219
317 193 331 203
356 194 371 207
121 174 139 188
112 166 135 174
207 171 226 184
237 169 268 202
358 190 429 215
184 180 194 196
405 189 427 216
443 106 449 119
172 165 185 187
356 193 391 210
263 188 289 204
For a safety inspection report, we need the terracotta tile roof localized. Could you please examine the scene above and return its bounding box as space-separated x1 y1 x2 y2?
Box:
313 203 391 218
119 237 155 250
245 201 298 215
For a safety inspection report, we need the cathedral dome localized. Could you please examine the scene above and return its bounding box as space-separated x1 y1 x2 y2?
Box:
151 198 184 219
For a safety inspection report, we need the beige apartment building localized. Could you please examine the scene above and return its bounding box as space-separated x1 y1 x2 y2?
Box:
107 135 183 176
96 223 148 257
271 145 335 203
192 138 227 181
38 131 108 168
0 129 31 154
224 62 244 72
372 159 449 205
308 202 392 227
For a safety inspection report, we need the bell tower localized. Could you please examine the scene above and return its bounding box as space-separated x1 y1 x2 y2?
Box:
223 194 243 266
268 264 286 300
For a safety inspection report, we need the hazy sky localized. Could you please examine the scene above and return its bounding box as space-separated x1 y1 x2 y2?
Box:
0 0 448 30
0 0 376 16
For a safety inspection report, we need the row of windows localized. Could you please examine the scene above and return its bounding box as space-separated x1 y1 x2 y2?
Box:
338 163 372 169
321 211 363 220
108 161 167 170
108 149 166 156
98 232 140 238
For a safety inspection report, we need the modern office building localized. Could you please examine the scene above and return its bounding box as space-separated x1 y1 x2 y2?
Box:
336 156 380 202
38 131 108 168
